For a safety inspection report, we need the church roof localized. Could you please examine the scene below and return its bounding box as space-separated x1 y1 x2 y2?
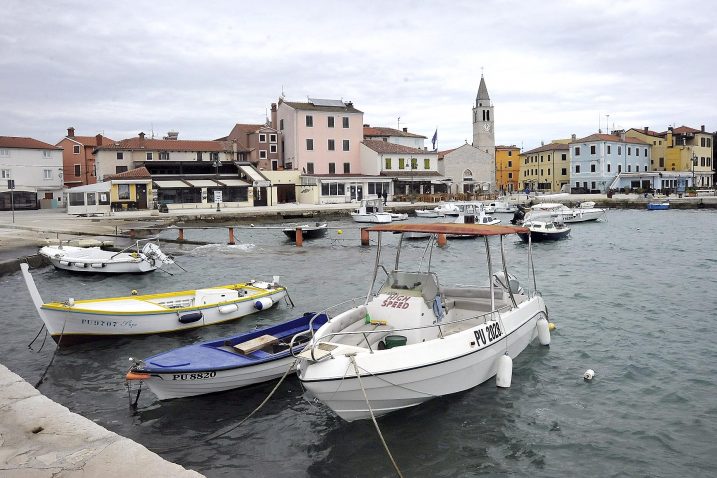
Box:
476 75 490 101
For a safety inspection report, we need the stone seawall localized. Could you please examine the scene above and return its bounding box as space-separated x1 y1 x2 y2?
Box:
0 364 203 477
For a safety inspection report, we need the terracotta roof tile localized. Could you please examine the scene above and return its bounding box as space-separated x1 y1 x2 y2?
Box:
668 125 702 134
522 142 570 154
69 135 114 146
0 136 62 150
362 139 431 155
282 100 363 114
363 126 426 139
571 133 648 145
104 166 152 180
96 137 235 152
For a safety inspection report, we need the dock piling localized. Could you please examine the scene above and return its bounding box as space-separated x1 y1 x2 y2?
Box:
360 228 369 246
296 228 303 247
228 227 235 245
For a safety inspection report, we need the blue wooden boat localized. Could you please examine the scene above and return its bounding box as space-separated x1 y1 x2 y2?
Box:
126 312 328 400
647 201 669 210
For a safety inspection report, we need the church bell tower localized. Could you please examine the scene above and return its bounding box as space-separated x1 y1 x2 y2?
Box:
472 75 495 156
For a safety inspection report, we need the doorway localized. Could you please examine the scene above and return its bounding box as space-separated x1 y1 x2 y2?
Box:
136 184 148 209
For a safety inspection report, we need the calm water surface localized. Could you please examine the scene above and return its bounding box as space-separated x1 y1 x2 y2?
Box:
1 209 716 477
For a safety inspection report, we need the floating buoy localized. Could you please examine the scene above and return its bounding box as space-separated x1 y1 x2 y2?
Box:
496 354 513 388
254 297 273 310
537 317 551 346
583 369 595 380
548 322 556 331
131 289 138 295
219 303 239 314
337 229 343 235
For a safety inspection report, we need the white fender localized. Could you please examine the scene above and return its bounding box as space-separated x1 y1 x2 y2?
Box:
496 354 513 388
537 317 551 346
219 303 240 314
254 297 273 310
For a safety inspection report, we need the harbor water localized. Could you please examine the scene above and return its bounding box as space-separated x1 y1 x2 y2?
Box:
1 209 716 477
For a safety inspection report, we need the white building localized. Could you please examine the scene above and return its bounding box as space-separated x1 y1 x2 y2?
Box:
363 125 427 149
0 136 64 209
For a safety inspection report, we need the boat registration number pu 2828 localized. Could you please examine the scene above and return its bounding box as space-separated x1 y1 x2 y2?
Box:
172 372 217 381
474 322 502 347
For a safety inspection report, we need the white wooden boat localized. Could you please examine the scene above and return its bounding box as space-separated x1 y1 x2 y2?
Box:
350 199 393 223
20 263 288 346
282 223 328 241
38 240 173 274
485 200 518 213
295 222 551 422
389 212 409 221
414 208 445 218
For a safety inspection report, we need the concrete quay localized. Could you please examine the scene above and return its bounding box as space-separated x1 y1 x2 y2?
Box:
0 364 203 477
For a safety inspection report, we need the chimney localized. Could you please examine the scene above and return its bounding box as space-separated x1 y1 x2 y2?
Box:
701 125 705 132
668 126 673 132
95 134 103 146
363 124 369 127
67 127 75 137
139 132 145 147
403 127 408 132
271 103 278 129
571 134 576 141
644 126 649 133
346 101 353 108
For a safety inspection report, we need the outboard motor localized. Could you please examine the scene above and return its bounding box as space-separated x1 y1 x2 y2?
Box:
511 205 526 225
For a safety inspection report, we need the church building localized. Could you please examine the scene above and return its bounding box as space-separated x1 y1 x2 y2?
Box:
440 75 497 195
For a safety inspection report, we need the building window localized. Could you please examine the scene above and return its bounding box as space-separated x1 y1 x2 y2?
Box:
342 139 350 151
635 148 640 157
117 152 124 160
575 165 580 173
43 169 52 179
210 152 219 161
540 155 544 162
306 115 313 127
399 158 405 169
329 163 336 174
508 151 512 156
196 152 203 161
73 145 80 154
385 158 392 170
644 148 648 156
424 158 430 169
591 181 596 190
306 139 314 151
43 151 52 158
270 144 277 153
306 162 314 174
508 160 512 167
644 165 648 172
574 147 580 156
320 182 346 196
328 116 335 128
591 164 596 172
147 152 153 160
270 134 277 143
590 145 596 154
628 165 632 172
618 165 622 173
328 139 335 151
342 117 349 128
344 162 350 174
561 168 567 175
160 152 169 160
508 172 513 179
279 119 284 130
1 169 11 178
259 134 267 142
607 164 611 172
74 164 81 176
116 166 128 174
628 147 632 156
259 150 267 159
618 146 622 155
118 184 130 200
0 149 9 157
562 153 567 161
547 169 551 175
607 145 611 154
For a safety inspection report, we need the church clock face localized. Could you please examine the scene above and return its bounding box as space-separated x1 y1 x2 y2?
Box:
483 123 491 132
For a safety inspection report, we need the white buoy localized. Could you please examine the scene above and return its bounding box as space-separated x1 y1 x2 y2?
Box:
254 297 274 310
536 317 551 346
496 354 513 388
583 369 595 380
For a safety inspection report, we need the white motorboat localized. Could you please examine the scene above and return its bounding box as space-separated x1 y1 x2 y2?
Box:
389 212 409 221
20 263 289 346
518 220 571 242
485 200 518 214
414 208 445 218
39 240 173 274
433 202 461 216
524 202 606 223
282 223 328 241
350 199 393 224
295 222 551 422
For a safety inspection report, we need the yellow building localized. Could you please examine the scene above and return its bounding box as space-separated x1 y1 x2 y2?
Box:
626 125 713 188
495 145 520 193
519 142 570 192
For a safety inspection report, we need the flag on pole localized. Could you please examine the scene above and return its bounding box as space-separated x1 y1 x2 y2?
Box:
431 129 438 150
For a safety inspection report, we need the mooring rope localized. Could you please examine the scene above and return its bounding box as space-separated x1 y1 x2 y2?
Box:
27 324 47 351
34 321 65 388
349 355 403 478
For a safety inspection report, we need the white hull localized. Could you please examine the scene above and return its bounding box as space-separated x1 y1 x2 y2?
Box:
46 256 157 273
39 243 172 274
525 203 606 223
300 296 546 421
415 209 444 218
143 357 297 400
351 213 392 223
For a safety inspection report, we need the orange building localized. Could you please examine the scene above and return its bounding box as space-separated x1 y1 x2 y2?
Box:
495 145 520 193
56 127 113 187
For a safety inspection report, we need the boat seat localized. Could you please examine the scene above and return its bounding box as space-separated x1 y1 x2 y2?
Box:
444 298 495 312
441 287 504 300
335 322 394 348
233 334 279 354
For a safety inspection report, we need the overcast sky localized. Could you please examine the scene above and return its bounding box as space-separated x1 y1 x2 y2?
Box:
2 0 716 151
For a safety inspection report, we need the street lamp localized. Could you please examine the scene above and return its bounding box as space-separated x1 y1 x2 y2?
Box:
213 158 221 212
691 152 697 189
